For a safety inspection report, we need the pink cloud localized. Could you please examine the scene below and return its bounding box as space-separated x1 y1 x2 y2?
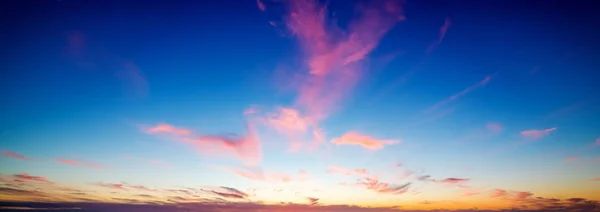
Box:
426 17 452 53
265 107 310 133
93 182 127 190
590 178 600 181
438 178 469 184
356 176 411 195
128 185 156 192
13 173 52 184
331 131 398 150
184 122 262 166
595 138 600 146
486 122 503 133
520 127 557 140
56 158 103 169
327 165 371 176
256 0 266 11
143 123 192 136
424 75 493 113
1 150 28 160
564 156 579 163
492 189 507 197
244 107 259 115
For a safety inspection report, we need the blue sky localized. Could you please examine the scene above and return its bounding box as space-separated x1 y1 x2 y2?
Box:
1 0 600 211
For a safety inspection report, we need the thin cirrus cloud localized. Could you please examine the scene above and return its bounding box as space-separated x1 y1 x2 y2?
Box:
486 122 503 133
209 186 248 199
590 178 600 181
142 122 262 166
92 182 127 190
564 157 579 163
424 75 493 114
143 123 192 136
222 166 301 183
12 173 53 184
438 178 470 184
307 197 319 205
326 165 370 176
520 127 557 140
331 131 398 150
253 0 404 151
56 158 103 169
0 149 29 161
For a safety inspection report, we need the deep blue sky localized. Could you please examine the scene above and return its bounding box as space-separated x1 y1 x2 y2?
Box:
1 0 599 210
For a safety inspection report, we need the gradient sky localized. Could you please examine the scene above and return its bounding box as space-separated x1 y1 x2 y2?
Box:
1 0 600 211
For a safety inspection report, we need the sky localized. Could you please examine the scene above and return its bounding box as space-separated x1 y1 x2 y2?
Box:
1 0 600 211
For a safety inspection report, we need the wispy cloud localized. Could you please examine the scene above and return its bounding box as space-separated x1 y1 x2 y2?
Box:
209 186 248 199
256 0 405 152
184 122 262 166
13 173 52 184
426 17 452 54
307 197 319 205
56 158 103 169
331 132 398 150
223 166 301 183
143 123 192 136
438 178 469 184
520 127 556 140
595 138 600 146
0 150 29 161
424 75 493 114
327 165 370 176
486 122 503 133
127 185 156 192
256 0 266 11
356 176 411 195
564 156 579 162
92 182 127 190
590 178 600 181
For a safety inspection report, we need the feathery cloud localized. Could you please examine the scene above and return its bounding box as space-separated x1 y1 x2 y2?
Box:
331 132 398 150
0 150 29 161
92 182 127 190
143 123 192 136
13 173 52 184
56 158 103 169
486 122 503 133
307 197 319 205
564 157 579 162
424 75 492 114
521 127 556 140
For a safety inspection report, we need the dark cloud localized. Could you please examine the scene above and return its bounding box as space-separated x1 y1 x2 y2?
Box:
307 197 319 205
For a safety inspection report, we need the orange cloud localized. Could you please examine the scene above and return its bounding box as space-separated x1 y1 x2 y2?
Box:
143 123 192 136
521 127 556 140
13 173 52 184
56 158 103 169
424 75 493 114
331 131 398 150
564 156 579 162
0 150 28 160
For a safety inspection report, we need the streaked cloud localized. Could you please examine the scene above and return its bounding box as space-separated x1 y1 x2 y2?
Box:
520 127 556 140
595 138 600 146
0 150 28 161
326 165 370 176
209 186 248 199
223 166 300 183
12 173 52 184
184 122 262 166
590 178 600 181
564 157 579 162
486 122 503 133
426 17 451 53
143 123 192 136
256 0 266 11
438 178 470 184
92 182 127 190
424 75 493 114
331 132 398 150
307 197 319 205
56 158 103 169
